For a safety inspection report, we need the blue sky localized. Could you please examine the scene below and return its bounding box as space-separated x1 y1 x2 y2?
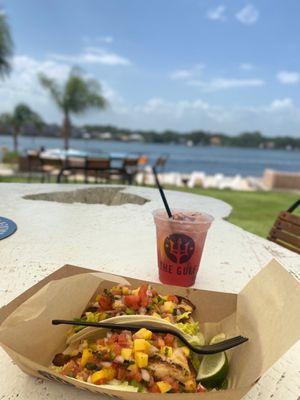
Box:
1 0 300 135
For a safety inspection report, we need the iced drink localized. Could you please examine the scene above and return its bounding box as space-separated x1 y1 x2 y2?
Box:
153 209 213 287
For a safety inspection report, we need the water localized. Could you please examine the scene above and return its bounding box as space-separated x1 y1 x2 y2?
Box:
1 135 299 177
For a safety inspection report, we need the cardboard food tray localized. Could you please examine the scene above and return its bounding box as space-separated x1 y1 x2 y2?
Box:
0 259 299 399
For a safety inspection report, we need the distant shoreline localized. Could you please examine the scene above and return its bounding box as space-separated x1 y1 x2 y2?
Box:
1 134 299 152
1 135 300 178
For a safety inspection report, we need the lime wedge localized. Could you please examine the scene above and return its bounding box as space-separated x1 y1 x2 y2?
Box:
196 351 229 389
209 332 226 345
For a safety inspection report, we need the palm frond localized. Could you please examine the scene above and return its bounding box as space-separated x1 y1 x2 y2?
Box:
63 70 109 114
0 11 13 78
38 73 63 109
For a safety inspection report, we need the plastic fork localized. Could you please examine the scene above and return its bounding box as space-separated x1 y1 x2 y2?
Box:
52 319 248 355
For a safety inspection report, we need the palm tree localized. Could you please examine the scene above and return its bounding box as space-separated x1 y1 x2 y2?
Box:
38 69 108 150
0 103 43 152
0 10 13 78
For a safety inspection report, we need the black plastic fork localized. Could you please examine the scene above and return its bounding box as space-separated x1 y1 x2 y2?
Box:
52 319 248 355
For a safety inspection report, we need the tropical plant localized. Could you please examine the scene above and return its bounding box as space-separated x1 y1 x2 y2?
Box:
38 69 108 150
0 10 13 78
0 103 43 152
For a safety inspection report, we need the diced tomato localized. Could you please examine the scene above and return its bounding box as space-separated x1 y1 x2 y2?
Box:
124 295 140 310
127 370 142 382
148 383 161 393
117 333 129 347
98 295 112 311
155 337 165 348
116 366 127 381
94 378 106 385
107 333 119 344
111 342 122 355
139 284 150 307
164 333 175 346
133 371 142 383
167 295 178 304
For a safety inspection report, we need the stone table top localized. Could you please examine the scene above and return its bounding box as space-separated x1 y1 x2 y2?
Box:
0 183 299 400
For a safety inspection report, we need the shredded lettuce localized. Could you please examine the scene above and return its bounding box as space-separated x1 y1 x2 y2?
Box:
176 321 205 346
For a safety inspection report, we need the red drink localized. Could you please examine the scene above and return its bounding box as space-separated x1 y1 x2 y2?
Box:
153 209 213 287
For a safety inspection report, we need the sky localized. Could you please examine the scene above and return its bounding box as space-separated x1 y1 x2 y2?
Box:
1 0 300 136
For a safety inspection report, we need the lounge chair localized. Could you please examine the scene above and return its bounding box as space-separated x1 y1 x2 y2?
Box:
268 199 300 254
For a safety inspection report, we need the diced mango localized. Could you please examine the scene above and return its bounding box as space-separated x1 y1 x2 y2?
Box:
80 348 93 367
133 338 150 353
91 368 116 384
135 352 148 368
131 288 140 295
163 301 174 313
184 378 196 392
122 286 129 295
163 316 171 322
157 381 172 393
127 363 138 372
121 348 132 360
181 346 190 357
160 346 173 358
133 328 152 340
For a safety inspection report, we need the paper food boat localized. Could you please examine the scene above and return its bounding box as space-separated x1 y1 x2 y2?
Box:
0 259 299 399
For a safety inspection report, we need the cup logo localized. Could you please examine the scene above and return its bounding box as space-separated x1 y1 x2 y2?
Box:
164 233 195 263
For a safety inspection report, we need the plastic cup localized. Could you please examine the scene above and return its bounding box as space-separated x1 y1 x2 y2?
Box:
153 209 214 287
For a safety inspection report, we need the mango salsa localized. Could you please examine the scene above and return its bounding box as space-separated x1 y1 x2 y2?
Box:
133 338 150 353
133 328 152 340
121 348 132 360
80 348 92 367
157 381 172 393
135 352 148 368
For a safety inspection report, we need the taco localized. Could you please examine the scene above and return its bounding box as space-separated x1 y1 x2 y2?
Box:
51 326 201 393
68 284 204 345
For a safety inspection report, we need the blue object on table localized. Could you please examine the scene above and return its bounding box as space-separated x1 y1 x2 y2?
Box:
0 216 17 240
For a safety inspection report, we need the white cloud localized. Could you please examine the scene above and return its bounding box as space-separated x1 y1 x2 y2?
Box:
51 47 131 66
188 77 265 91
206 5 226 21
236 4 259 25
268 98 294 111
277 71 300 85
240 63 254 71
1 55 300 135
170 64 205 80
170 69 193 80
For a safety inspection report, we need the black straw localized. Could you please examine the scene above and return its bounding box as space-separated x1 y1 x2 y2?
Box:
152 166 173 218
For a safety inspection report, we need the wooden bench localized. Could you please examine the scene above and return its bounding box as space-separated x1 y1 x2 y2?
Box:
268 200 300 254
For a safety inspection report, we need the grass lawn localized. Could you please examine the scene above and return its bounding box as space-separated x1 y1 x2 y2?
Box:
168 186 300 238
1 175 299 238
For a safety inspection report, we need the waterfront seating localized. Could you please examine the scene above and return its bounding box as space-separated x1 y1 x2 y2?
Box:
268 199 300 254
85 157 111 183
57 156 86 183
40 156 64 183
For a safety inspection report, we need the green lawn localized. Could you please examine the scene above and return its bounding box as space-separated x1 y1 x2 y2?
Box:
168 187 300 238
1 175 299 238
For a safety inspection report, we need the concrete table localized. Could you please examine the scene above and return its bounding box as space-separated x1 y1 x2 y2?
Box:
0 183 299 399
